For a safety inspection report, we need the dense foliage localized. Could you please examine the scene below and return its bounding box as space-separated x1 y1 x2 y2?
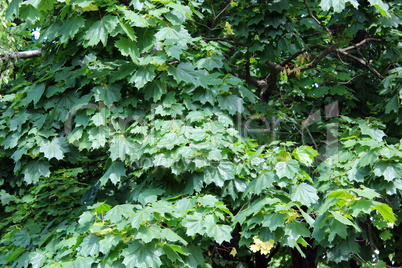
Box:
0 0 401 267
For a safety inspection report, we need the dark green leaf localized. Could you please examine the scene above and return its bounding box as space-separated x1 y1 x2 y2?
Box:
115 37 140 63
79 234 100 257
290 183 319 207
275 160 300 179
122 241 162 268
99 161 127 186
93 84 121 106
39 137 69 160
217 94 244 115
23 161 51 184
84 20 108 47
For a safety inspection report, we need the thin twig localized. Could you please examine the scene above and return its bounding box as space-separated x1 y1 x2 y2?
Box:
235 195 254 216
215 2 232 21
350 252 368 264
210 0 216 18
367 218 380 263
337 73 364 85
304 0 332 39
336 49 384 80
193 20 212 31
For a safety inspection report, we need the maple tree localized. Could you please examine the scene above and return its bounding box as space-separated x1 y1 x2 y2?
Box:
0 0 401 267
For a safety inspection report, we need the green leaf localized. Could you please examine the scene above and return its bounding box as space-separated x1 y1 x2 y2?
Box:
60 16 86 43
350 199 372 215
262 213 286 231
115 37 140 63
358 150 380 167
184 173 204 194
99 161 127 186
91 111 106 127
119 20 137 41
39 137 69 160
102 14 119 33
123 10 149 27
93 84 121 106
166 2 192 19
182 213 205 236
328 220 348 242
23 161 51 184
359 122 386 142
291 183 319 207
165 45 183 60
130 65 156 88
84 20 108 47
14 229 32 247
122 241 162 268
347 164 369 183
385 95 399 114
104 204 136 224
144 80 165 101
286 221 311 247
23 83 45 107
137 188 164 206
29 251 46 268
163 244 183 263
79 234 100 257
206 223 232 244
73 256 94 268
99 234 121 256
204 161 235 187
137 225 162 243
129 207 153 229
20 4 41 25
196 54 224 71
6 247 25 262
243 172 275 196
292 146 318 167
275 160 300 179
155 25 192 46
168 62 197 84
5 0 23 20
330 211 361 232
374 161 402 181
368 0 390 17
352 188 381 199
238 86 258 103
161 228 188 245
375 203 396 223
217 94 244 115
379 230 392 241
320 0 359 13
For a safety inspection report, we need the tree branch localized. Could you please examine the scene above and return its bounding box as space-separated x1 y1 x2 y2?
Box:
336 49 384 80
288 44 338 77
304 0 332 39
339 38 382 53
1 48 42 60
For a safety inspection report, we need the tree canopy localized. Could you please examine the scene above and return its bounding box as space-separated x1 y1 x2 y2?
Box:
0 0 401 267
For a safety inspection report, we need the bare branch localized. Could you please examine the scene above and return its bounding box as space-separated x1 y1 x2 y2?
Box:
336 49 385 80
1 48 42 60
339 38 382 53
215 2 232 21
